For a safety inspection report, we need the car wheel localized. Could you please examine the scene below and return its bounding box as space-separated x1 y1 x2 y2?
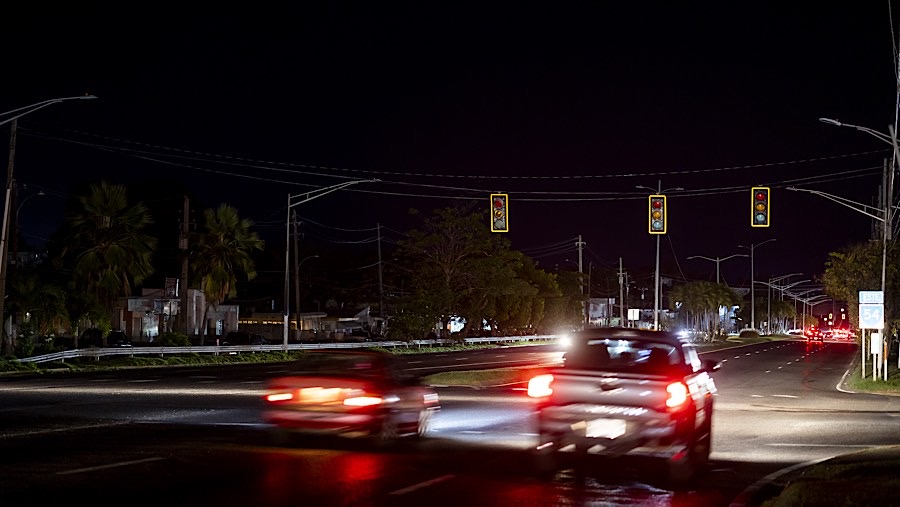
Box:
533 445 559 479
372 413 399 449
667 421 711 487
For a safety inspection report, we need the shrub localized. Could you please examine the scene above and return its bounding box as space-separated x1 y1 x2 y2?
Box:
158 332 191 347
739 329 761 339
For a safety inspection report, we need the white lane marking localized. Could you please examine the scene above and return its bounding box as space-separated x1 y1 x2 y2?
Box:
767 443 871 448
750 394 764 398
407 360 423 364
390 474 456 496
771 394 798 398
58 456 166 475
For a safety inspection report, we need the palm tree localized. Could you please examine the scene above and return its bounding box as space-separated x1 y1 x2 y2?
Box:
60 181 156 344
190 204 264 344
7 271 69 345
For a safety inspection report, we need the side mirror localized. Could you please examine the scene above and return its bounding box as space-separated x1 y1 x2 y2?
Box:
704 359 722 373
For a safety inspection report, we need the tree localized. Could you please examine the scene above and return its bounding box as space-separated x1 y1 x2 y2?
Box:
59 181 156 345
6 270 69 343
670 281 741 340
822 241 900 335
190 204 264 344
392 205 563 339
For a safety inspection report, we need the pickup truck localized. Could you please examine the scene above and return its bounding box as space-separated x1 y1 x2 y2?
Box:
528 327 721 485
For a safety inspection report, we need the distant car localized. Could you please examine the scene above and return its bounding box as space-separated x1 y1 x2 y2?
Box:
221 331 270 345
262 349 440 447
107 330 132 347
805 327 824 342
528 327 720 485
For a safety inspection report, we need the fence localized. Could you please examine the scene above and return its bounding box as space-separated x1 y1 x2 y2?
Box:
16 335 559 364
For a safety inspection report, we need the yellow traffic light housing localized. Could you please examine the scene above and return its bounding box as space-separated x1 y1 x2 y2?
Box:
751 187 770 227
648 195 666 234
490 193 508 232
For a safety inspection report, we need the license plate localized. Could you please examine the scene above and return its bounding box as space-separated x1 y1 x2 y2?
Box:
586 418 626 439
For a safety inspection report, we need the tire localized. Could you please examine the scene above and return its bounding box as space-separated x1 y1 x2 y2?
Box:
667 419 711 487
372 413 399 449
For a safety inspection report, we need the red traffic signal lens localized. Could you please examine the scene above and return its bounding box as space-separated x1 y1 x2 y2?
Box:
756 192 767 201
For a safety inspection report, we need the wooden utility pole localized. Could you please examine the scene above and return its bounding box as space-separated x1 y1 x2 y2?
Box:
0 120 17 355
292 210 301 337
179 196 190 336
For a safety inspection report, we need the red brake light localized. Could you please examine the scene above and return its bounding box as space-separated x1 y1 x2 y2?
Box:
527 374 554 398
666 381 689 408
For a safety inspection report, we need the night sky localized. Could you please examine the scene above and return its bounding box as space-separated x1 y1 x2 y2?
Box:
3 3 899 298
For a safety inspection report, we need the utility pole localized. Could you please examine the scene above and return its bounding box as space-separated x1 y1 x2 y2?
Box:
377 223 384 319
179 196 190 336
618 257 625 326
577 235 585 328
292 210 301 337
0 120 17 355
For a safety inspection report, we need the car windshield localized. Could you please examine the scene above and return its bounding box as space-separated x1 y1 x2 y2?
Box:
290 353 388 378
564 338 682 374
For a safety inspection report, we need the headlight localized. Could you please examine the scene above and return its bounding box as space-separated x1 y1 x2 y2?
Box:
558 334 572 348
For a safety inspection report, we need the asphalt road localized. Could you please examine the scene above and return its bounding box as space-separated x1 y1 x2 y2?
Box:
0 341 895 506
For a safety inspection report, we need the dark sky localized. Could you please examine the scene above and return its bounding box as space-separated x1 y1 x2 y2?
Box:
3 2 899 295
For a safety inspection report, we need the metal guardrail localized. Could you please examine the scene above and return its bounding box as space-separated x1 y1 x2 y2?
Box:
16 335 559 364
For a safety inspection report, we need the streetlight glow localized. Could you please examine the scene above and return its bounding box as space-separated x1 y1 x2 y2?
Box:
738 238 776 331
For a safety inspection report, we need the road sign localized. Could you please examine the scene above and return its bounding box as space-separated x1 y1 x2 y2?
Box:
859 303 884 330
859 291 884 304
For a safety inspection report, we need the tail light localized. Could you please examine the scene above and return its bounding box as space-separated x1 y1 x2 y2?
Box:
666 381 689 409
527 374 554 398
343 395 383 407
265 392 294 403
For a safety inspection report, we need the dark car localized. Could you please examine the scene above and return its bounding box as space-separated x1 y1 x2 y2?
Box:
528 327 720 485
262 349 440 447
222 331 270 345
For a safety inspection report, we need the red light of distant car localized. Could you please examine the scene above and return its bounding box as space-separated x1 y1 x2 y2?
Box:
666 381 689 408
527 374 555 397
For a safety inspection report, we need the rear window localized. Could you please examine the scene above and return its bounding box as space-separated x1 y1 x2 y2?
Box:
563 338 683 374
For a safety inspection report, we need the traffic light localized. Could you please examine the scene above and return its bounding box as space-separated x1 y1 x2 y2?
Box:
751 187 770 227
490 193 508 232
648 195 666 234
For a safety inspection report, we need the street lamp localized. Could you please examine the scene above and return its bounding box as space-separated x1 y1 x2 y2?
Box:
0 95 97 128
0 96 96 354
687 253 748 284
637 181 683 330
819 117 899 372
282 179 378 349
738 238 776 331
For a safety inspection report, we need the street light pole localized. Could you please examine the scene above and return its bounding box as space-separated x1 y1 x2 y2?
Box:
686 253 748 284
819 117 898 371
738 239 776 330
282 179 378 349
0 96 96 354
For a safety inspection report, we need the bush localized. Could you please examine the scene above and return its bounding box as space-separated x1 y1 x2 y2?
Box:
739 329 761 339
158 332 191 347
